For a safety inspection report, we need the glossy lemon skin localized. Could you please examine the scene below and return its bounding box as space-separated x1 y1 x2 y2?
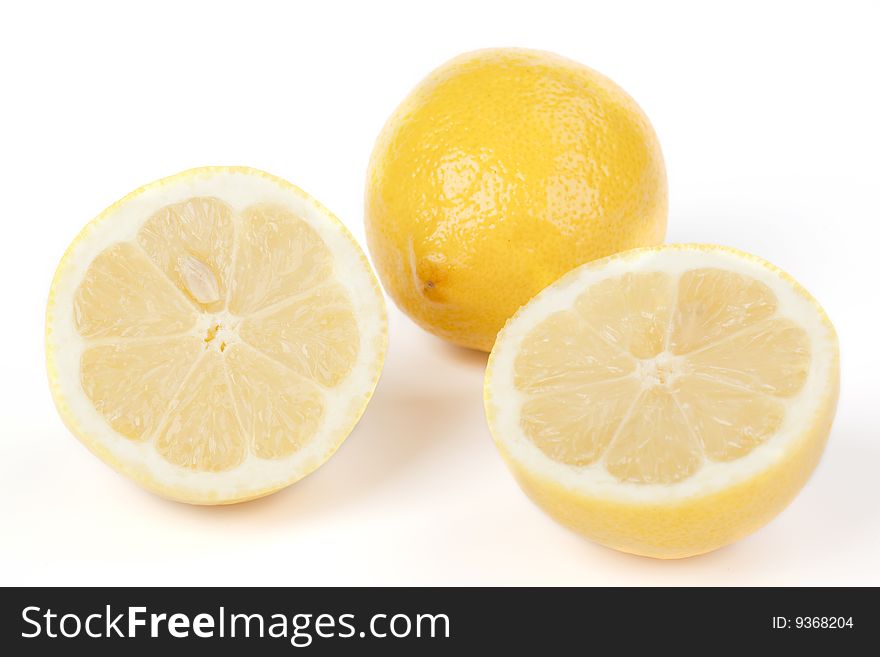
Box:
366 48 667 351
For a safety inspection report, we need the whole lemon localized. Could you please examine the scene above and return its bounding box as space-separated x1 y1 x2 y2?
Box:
365 48 667 351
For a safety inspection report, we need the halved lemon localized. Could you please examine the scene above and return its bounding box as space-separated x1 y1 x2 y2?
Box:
484 244 839 558
46 167 387 504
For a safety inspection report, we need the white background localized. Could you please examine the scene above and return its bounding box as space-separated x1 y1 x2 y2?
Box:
1 0 878 586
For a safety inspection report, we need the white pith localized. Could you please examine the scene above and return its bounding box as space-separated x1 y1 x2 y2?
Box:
46 169 387 502
485 245 837 504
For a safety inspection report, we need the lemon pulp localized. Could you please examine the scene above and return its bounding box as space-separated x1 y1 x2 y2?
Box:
516 267 809 483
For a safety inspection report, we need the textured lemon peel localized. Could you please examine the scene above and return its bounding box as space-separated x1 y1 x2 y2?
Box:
366 48 667 351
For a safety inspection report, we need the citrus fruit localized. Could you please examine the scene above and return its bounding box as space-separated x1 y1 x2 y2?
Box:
484 244 839 558
365 48 667 351
46 167 387 504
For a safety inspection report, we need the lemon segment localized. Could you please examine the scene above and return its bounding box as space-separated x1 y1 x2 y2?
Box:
238 285 359 388
224 343 325 460
79 338 203 441
137 197 234 312
153 350 246 473
484 244 839 557
73 242 198 338
47 167 387 504
229 204 334 315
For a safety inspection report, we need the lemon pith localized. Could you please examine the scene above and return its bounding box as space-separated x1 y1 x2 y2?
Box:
484 244 839 558
365 48 668 351
46 167 387 504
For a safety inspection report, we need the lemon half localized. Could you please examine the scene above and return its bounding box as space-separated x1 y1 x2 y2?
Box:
46 167 387 504
484 244 839 558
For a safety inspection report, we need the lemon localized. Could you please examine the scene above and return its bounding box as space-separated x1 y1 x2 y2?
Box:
484 244 839 558
46 167 387 504
365 48 667 351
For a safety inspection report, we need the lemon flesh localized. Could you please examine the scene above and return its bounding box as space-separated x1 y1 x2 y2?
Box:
484 245 839 558
47 168 387 504
366 48 667 351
